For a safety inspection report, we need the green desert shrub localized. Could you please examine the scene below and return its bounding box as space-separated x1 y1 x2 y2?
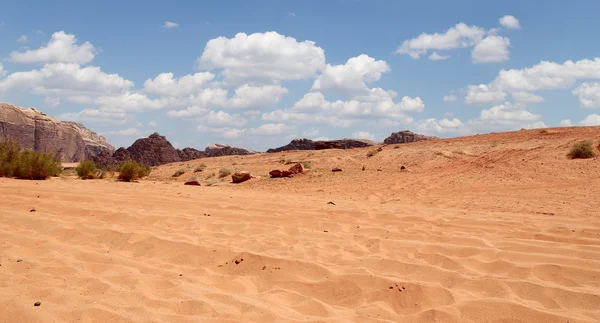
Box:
218 168 231 178
0 140 61 180
367 147 383 157
302 161 312 169
76 159 97 179
118 159 151 182
194 163 207 173
567 140 596 159
172 168 185 177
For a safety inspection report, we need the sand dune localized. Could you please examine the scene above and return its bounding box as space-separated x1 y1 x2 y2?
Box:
1 127 600 322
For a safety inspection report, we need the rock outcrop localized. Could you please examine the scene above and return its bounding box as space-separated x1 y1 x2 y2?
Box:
383 130 437 145
114 132 204 166
205 144 256 157
267 139 316 153
0 103 114 162
267 138 378 152
231 171 252 183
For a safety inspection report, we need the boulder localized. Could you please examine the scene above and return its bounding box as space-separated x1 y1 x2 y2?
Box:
184 177 201 186
232 171 252 183
288 163 304 175
269 170 294 178
383 130 437 145
0 103 114 162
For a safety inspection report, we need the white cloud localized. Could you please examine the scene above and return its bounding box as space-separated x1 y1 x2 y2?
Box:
197 31 326 84
312 54 390 95
167 105 209 118
105 128 142 136
428 52 450 61
67 95 93 104
9 31 96 64
560 119 572 126
44 96 60 108
465 84 506 105
143 72 215 97
230 84 288 108
499 15 521 29
198 123 295 139
0 63 133 97
148 120 158 127
396 22 486 59
572 82 600 108
163 21 179 28
288 12 296 17
443 94 457 103
415 118 465 134
352 131 375 140
579 114 600 126
479 102 540 122
511 91 544 103
472 36 510 63
0 64 5 77
197 110 247 127
95 92 164 112
17 35 28 43
58 109 127 125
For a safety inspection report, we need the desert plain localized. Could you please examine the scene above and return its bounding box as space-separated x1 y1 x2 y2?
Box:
1 127 600 323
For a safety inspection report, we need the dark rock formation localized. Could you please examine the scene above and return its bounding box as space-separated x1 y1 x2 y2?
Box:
268 138 378 152
0 103 114 162
267 139 316 153
383 130 437 145
205 144 256 157
231 171 252 183
114 133 188 166
184 177 201 186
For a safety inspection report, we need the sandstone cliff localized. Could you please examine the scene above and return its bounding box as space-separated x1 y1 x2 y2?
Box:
0 103 114 162
267 138 379 152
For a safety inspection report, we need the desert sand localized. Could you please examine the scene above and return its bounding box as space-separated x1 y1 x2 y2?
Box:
1 127 600 322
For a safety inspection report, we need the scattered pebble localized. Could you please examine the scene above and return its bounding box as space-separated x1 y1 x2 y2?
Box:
30 209 36 212
235 260 241 265
179 274 183 276
262 265 267 270
323 230 329 233
327 201 336 206
16 259 23 263
34 301 41 306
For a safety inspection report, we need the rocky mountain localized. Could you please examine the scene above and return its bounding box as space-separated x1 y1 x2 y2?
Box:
111 133 206 166
0 103 114 162
267 138 379 152
205 143 257 157
383 130 437 144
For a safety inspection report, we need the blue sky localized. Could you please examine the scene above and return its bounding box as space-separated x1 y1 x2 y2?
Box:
1 0 600 151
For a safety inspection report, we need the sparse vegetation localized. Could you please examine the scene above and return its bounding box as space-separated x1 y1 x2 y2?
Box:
367 147 383 157
76 159 97 179
205 178 220 186
117 159 151 182
279 158 292 164
0 140 62 180
194 163 207 173
172 168 185 177
205 172 216 180
539 129 548 134
218 168 231 178
302 161 312 169
567 140 596 159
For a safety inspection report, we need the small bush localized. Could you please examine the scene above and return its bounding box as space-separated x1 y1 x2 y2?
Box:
76 159 97 179
194 163 207 173
539 129 548 134
567 140 596 159
118 160 151 182
0 140 21 177
279 158 292 164
302 161 312 169
367 148 382 158
11 150 62 180
205 178 219 186
172 168 185 177
205 172 215 180
218 168 231 178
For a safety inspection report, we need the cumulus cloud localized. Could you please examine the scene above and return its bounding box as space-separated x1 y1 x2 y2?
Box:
572 82 600 108
396 23 485 59
197 31 326 84
499 15 521 29
579 114 600 126
472 36 510 63
17 35 28 43
312 54 390 95
465 84 506 105
229 84 288 109
58 109 127 125
415 118 465 134
443 94 457 103
560 119 572 126
143 72 215 97
0 63 5 77
352 131 375 140
148 120 158 127
479 102 540 122
511 91 544 103
104 128 142 136
9 31 96 64
198 123 295 139
196 110 248 127
0 63 133 98
44 96 60 108
428 52 450 61
163 21 179 28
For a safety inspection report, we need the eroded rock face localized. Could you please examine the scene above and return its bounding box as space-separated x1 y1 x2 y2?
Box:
205 144 256 157
383 130 437 145
266 139 316 153
0 103 114 162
